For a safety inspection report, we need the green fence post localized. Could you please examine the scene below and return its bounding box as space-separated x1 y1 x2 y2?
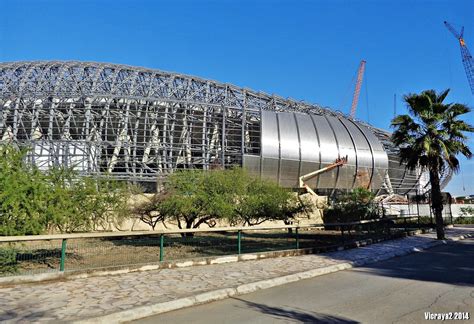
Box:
160 234 164 262
295 227 299 249
237 230 242 255
60 239 67 272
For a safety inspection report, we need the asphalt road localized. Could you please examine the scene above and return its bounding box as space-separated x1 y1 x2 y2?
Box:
135 238 474 324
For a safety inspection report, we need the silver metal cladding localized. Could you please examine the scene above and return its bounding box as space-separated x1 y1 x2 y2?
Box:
310 114 339 190
295 113 320 189
260 110 392 193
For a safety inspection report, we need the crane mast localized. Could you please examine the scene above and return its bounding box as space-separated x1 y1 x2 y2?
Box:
350 60 366 118
444 21 474 95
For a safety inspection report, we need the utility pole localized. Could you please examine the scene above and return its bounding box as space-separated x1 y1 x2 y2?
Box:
393 94 397 117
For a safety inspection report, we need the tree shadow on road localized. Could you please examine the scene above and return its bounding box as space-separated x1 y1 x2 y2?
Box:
232 297 359 323
350 239 474 287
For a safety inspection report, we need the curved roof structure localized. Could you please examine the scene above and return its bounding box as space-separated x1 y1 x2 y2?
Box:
0 61 337 115
0 61 450 195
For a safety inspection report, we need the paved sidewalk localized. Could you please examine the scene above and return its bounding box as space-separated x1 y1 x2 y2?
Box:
1 227 473 323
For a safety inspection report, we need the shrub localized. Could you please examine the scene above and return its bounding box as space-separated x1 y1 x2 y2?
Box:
43 168 132 232
454 216 474 224
0 247 18 274
0 146 48 235
0 145 131 235
459 206 474 217
230 168 306 226
157 169 235 230
323 187 378 224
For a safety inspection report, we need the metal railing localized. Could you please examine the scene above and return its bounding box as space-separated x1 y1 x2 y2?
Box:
0 216 431 278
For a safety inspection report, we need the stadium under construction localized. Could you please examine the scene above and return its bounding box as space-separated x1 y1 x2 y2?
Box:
0 61 452 196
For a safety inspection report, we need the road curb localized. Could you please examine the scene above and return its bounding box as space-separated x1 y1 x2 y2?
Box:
73 232 472 323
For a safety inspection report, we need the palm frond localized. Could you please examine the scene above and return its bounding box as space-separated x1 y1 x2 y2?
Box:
392 89 473 175
421 90 438 102
436 89 450 103
404 93 431 118
447 103 470 117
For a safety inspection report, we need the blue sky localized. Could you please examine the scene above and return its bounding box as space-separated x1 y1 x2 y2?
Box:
1 0 473 196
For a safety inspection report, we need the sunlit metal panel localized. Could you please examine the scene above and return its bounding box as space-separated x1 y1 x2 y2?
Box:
295 112 320 188
326 116 357 190
354 122 388 190
261 109 279 159
260 109 280 182
277 112 300 187
310 114 339 190
339 118 373 189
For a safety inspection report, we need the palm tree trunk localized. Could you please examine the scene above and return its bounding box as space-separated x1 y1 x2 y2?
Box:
429 168 445 240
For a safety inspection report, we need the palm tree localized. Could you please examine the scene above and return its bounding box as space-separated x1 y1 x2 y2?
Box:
391 89 473 239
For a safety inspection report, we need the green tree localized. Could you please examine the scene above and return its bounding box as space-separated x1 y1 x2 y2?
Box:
137 168 306 231
130 193 169 230
44 168 131 232
324 187 377 223
231 169 304 226
0 146 48 235
0 145 131 235
391 89 473 239
158 169 234 231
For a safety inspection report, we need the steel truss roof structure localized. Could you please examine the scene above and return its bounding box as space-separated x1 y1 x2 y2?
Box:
0 61 451 194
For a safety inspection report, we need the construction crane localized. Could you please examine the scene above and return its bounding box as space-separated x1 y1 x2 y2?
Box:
299 156 348 197
350 60 366 118
444 21 474 95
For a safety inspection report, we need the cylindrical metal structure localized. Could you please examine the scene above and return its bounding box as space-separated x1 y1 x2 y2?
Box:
253 110 388 193
0 61 450 195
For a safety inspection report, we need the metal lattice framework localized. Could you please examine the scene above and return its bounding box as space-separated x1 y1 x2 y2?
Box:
0 61 451 194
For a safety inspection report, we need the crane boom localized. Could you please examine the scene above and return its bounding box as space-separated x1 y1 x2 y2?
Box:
350 60 366 118
299 156 348 197
444 21 474 95
444 21 463 39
